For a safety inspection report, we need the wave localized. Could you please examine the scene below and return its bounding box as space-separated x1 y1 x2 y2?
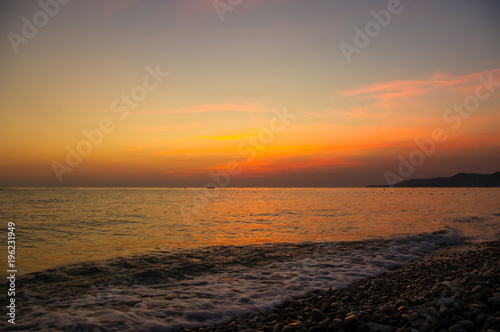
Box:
450 216 489 223
6 228 462 331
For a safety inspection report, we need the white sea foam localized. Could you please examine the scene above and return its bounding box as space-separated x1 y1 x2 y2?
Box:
14 228 463 331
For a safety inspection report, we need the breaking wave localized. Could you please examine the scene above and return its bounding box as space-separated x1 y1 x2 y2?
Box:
6 228 463 331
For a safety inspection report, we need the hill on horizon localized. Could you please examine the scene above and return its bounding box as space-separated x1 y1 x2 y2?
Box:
368 172 500 187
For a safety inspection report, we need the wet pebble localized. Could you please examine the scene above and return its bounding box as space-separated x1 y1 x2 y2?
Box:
187 241 500 332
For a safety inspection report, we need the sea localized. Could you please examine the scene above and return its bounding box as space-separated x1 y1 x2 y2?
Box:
1 187 499 331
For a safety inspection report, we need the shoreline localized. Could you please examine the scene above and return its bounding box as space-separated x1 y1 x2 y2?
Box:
1 234 497 331
184 240 500 332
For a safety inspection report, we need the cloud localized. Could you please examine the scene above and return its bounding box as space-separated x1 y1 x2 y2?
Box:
303 108 386 120
137 122 209 132
303 112 330 119
330 107 386 119
335 68 500 117
197 133 256 140
339 69 500 102
134 102 274 115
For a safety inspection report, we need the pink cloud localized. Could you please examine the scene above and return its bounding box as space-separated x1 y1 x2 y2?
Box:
330 107 386 119
137 122 209 132
134 103 274 115
303 112 330 119
340 68 500 102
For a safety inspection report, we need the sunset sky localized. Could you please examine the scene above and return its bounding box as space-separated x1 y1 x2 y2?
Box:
1 0 499 187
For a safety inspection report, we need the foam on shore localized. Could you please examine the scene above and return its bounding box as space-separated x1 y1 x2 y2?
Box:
8 228 462 331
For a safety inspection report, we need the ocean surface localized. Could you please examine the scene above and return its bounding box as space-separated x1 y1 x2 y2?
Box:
1 187 499 331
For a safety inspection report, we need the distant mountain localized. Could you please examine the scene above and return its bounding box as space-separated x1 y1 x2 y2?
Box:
368 172 500 187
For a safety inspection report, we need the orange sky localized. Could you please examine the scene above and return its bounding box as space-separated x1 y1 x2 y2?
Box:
0 0 499 187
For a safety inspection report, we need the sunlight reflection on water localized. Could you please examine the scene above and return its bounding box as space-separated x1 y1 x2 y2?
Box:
0 187 498 275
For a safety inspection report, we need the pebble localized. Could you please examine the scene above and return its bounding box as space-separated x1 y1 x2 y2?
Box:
472 285 483 293
186 241 500 332
310 309 324 322
458 320 475 331
440 297 455 308
488 296 500 305
282 322 301 332
448 324 467 332
366 322 391 332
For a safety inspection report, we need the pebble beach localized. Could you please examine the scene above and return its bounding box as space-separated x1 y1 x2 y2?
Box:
185 241 500 332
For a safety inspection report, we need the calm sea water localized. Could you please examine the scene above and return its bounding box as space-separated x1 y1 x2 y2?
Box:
1 187 500 331
1 187 499 276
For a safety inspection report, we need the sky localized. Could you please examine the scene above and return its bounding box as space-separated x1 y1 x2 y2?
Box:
0 0 499 187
